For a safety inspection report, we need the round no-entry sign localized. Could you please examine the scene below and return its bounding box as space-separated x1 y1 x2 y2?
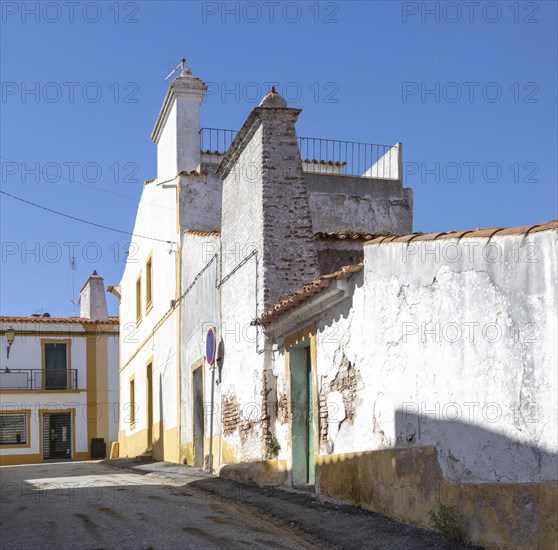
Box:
206 328 216 365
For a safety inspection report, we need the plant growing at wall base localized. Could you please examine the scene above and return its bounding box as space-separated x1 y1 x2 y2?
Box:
428 505 462 542
266 435 281 459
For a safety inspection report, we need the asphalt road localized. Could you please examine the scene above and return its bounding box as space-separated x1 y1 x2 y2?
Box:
0 460 479 550
0 461 317 550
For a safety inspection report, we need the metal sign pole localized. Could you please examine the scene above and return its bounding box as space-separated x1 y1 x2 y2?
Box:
208 362 215 474
205 327 216 474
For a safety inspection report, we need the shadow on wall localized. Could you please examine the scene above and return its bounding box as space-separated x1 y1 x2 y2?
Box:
217 409 556 549
315 412 557 550
153 373 164 461
394 409 557 483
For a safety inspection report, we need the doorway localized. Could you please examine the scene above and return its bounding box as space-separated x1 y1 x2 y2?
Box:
44 343 68 390
290 341 314 486
192 364 204 468
42 412 72 460
146 362 153 450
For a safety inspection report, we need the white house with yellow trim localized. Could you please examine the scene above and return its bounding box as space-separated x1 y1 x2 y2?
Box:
117 62 557 549
0 272 119 465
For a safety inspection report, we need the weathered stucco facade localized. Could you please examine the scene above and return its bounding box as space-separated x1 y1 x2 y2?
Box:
117 63 556 549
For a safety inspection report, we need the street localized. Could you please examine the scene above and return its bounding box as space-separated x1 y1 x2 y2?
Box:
0 461 477 549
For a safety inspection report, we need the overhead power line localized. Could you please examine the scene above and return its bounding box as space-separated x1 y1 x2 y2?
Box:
0 190 172 244
0 156 174 212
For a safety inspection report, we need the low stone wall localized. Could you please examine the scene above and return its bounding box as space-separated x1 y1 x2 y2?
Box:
315 446 557 550
219 459 288 486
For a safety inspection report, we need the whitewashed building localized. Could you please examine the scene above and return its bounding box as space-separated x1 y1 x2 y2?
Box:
0 272 119 464
117 63 557 549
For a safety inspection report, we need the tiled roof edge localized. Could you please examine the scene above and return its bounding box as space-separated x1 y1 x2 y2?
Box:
254 263 364 326
365 220 558 245
0 316 119 325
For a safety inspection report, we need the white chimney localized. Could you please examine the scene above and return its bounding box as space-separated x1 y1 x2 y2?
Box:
79 271 109 321
151 62 207 182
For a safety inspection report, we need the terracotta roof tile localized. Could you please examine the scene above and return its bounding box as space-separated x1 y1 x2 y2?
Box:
254 263 363 326
0 316 119 325
365 219 557 245
186 230 221 237
178 170 206 177
314 231 386 241
302 159 347 166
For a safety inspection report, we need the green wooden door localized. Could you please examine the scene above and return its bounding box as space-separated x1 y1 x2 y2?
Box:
290 344 314 485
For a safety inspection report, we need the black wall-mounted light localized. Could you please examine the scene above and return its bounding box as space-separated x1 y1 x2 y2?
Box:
5 328 15 359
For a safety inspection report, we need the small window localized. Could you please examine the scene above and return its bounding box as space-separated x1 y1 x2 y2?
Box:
136 274 142 323
0 413 28 446
129 379 136 425
146 255 153 311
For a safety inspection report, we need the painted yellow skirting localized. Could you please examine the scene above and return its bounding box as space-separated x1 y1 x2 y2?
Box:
0 453 42 466
0 451 93 465
315 446 557 550
110 442 120 459
118 421 180 463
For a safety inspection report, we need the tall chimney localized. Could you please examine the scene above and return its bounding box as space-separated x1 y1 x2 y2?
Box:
218 88 320 308
79 271 109 321
151 62 207 182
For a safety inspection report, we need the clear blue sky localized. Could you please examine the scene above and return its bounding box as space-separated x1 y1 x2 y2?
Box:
1 1 556 317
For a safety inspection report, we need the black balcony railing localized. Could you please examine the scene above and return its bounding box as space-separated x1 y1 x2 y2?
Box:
0 368 78 391
298 137 400 179
199 128 401 179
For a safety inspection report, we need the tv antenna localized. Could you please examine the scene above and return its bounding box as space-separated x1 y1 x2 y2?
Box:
164 58 190 81
70 255 79 315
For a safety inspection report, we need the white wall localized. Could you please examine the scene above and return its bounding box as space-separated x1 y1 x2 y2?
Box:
118 178 179 440
0 324 87 390
298 229 557 483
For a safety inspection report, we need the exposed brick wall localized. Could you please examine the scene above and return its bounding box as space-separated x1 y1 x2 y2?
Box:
277 393 290 424
221 394 240 435
259 108 320 306
319 355 363 450
329 355 361 424
319 394 329 447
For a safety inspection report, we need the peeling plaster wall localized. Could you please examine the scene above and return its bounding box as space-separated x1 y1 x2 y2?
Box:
305 173 413 235
219 123 267 462
307 230 557 483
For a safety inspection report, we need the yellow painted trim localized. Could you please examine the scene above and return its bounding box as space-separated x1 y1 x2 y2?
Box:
146 356 154 450
129 374 137 428
94 332 109 444
0 453 42 465
110 441 120 459
175 242 181 461
136 272 142 325
0 389 85 394
39 408 77 460
41 338 72 390
145 251 153 314
0 409 31 448
0 331 117 338
84 328 97 448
